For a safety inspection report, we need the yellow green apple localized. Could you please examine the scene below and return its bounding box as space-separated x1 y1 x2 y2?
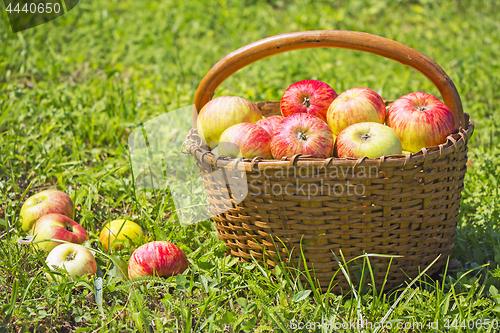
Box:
99 219 143 251
334 122 402 159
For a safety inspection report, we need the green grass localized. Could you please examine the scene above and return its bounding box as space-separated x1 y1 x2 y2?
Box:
1 0 500 331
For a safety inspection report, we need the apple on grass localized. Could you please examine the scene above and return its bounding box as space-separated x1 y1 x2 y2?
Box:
280 80 337 122
386 92 456 152
255 115 285 136
196 96 263 148
326 87 386 136
334 122 402 159
128 241 189 279
271 113 335 159
45 243 97 282
218 123 272 159
99 219 143 251
20 189 74 231
30 213 88 253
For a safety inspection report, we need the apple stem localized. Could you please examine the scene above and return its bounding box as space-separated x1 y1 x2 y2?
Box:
297 131 308 142
302 97 311 108
18 236 34 245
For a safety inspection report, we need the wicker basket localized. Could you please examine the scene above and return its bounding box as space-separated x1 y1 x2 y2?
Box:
186 31 474 292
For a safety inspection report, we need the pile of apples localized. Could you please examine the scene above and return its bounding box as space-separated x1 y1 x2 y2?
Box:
197 80 456 159
20 189 189 282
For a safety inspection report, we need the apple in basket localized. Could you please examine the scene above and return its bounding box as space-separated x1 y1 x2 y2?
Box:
218 122 273 159
30 213 88 253
128 241 189 279
45 243 97 282
20 189 74 231
271 113 335 159
99 219 144 251
386 92 455 153
255 115 285 136
196 96 263 148
334 122 402 159
280 80 337 122
326 87 386 136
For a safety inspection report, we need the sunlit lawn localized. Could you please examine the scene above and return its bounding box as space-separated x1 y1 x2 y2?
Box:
1 0 500 331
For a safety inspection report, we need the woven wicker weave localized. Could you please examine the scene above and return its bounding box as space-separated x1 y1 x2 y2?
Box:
186 31 474 292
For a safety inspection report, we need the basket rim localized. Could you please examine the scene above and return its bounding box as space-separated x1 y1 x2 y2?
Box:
184 110 474 172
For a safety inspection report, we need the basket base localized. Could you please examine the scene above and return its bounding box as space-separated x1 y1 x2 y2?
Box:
215 215 452 292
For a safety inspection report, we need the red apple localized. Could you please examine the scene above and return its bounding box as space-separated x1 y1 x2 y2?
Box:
334 122 402 159
128 241 189 279
326 87 386 136
280 80 337 122
196 96 263 148
218 123 272 159
45 243 97 282
30 213 88 253
255 115 285 136
99 219 144 251
271 113 335 159
386 92 455 152
20 189 74 231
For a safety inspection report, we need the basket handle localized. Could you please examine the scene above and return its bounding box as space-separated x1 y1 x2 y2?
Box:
194 30 464 130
